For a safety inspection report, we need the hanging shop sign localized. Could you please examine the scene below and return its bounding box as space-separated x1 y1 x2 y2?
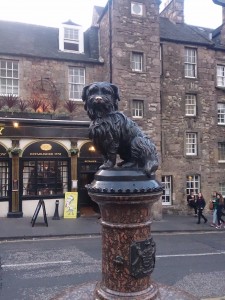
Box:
64 192 78 219
23 141 68 158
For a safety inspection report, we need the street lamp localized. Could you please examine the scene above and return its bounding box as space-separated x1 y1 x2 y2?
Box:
213 0 225 7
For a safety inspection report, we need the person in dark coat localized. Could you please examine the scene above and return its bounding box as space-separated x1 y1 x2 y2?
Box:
187 191 197 216
196 192 207 224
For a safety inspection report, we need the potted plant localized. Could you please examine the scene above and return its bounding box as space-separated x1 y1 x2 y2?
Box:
7 147 22 156
69 148 79 156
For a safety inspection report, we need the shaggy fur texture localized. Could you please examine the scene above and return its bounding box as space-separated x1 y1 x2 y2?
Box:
82 82 159 177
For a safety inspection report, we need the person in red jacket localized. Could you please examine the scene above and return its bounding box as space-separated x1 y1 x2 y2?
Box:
196 192 208 224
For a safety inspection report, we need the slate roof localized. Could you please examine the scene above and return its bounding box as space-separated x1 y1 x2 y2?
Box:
1 15 225 63
160 17 214 47
0 20 100 63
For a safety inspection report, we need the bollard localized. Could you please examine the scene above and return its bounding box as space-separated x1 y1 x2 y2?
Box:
52 200 60 220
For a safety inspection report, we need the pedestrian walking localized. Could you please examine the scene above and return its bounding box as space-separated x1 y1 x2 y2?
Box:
187 192 197 216
210 191 218 227
196 192 207 224
216 193 225 229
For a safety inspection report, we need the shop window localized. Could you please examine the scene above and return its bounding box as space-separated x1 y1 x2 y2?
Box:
22 160 68 196
0 161 10 198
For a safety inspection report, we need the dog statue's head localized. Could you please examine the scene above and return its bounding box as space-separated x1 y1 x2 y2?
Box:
82 82 120 120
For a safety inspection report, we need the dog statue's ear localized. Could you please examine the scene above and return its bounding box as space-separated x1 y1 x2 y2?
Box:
110 84 120 101
82 85 90 102
82 85 90 111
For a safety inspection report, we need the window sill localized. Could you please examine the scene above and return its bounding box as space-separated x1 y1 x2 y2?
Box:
218 123 225 126
216 86 225 90
218 161 225 163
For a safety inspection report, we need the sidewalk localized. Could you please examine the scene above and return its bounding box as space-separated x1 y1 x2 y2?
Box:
0 214 224 300
0 213 222 241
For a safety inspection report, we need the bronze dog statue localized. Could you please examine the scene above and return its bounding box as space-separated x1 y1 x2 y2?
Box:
82 82 159 177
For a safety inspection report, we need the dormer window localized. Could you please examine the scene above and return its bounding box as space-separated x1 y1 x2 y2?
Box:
64 28 79 51
59 20 84 53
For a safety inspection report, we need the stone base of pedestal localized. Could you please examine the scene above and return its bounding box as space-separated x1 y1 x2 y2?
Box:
53 282 199 300
94 282 159 300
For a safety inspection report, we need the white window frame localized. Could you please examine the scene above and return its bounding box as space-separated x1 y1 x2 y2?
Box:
132 100 144 118
0 59 19 95
217 65 225 87
59 24 84 53
131 52 143 72
218 142 225 163
68 67 85 101
162 175 172 205
219 183 225 198
186 133 197 156
185 94 196 116
186 175 200 196
218 103 225 124
184 48 197 78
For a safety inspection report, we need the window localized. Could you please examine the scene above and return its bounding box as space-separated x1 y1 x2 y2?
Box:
219 183 225 197
22 160 69 196
64 28 79 51
131 52 143 72
59 23 84 53
0 161 10 198
184 48 197 78
186 133 197 156
218 103 225 124
217 65 225 87
132 100 144 118
160 45 162 76
69 67 85 100
131 2 144 16
0 60 19 95
162 175 172 205
186 175 200 196
185 94 196 116
218 142 225 162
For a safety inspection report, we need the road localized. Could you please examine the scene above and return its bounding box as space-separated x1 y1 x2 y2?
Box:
0 231 225 300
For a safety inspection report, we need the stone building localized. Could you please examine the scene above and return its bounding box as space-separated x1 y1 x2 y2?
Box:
0 0 224 218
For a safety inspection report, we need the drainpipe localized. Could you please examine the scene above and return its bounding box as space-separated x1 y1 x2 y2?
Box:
109 0 113 83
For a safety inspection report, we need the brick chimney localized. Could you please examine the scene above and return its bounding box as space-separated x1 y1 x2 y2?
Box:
160 0 184 24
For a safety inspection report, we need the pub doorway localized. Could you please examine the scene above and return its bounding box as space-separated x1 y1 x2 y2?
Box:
77 142 102 217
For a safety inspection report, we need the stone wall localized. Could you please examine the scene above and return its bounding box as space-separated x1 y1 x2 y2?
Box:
161 41 225 213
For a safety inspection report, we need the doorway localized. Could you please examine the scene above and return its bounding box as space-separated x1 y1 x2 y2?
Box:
77 142 103 216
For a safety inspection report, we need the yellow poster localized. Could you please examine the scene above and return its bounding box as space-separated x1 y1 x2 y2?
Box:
64 192 78 219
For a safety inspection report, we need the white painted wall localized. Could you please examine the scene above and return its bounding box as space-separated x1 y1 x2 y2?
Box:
0 202 9 217
22 198 65 217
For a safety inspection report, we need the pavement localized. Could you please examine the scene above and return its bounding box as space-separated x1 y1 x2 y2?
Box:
0 213 225 300
0 212 224 241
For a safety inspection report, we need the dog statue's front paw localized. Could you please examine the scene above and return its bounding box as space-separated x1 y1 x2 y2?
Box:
99 161 115 170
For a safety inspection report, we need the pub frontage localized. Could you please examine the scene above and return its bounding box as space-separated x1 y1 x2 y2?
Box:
0 117 103 218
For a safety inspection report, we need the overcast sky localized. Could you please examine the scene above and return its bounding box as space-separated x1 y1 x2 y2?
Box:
0 0 223 30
